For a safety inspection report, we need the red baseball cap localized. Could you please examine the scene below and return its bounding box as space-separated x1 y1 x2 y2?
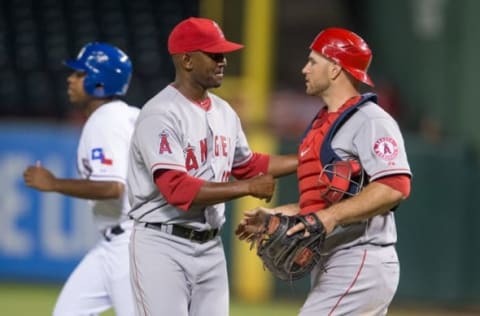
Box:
168 17 244 54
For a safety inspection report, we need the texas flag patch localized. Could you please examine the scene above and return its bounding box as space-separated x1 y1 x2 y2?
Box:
91 148 113 165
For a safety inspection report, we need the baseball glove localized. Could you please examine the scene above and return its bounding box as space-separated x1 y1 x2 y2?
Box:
255 213 326 281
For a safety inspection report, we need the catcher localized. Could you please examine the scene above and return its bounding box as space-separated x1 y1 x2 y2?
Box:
235 28 412 315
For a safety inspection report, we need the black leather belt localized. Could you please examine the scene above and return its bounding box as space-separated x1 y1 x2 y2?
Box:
103 224 125 241
145 223 219 243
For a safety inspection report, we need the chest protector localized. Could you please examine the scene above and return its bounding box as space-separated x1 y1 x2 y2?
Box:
297 93 377 215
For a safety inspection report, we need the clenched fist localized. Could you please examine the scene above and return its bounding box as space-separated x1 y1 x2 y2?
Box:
246 174 275 202
23 162 57 192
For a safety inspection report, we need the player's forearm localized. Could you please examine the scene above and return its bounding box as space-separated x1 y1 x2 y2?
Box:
267 154 298 177
192 180 255 206
51 179 124 200
318 182 405 233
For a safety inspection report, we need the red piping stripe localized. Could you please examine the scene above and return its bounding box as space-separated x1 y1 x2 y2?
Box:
370 168 410 179
328 249 367 316
150 162 185 171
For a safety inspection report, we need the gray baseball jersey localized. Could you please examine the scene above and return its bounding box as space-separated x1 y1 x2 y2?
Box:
127 85 255 316
127 85 253 230
298 97 411 316
320 100 412 253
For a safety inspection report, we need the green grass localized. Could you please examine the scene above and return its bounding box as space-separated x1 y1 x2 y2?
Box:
1 282 476 316
231 300 302 316
1 283 59 315
0 283 115 316
0 282 302 316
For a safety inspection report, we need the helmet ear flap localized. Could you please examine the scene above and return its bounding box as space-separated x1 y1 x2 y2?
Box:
83 76 104 97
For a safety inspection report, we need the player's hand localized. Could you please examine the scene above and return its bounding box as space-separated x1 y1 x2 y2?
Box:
286 211 334 236
246 174 275 202
235 207 276 242
23 162 57 192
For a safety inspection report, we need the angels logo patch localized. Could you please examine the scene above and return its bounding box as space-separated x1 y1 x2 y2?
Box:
373 137 399 160
159 130 172 154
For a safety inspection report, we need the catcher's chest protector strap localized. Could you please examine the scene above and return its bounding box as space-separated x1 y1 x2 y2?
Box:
320 93 376 194
320 92 377 166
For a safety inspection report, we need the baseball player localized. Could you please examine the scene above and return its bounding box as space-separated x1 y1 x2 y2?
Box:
127 17 297 316
237 28 412 315
23 42 138 316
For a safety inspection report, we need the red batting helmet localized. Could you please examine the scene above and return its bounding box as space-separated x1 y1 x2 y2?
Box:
310 27 374 87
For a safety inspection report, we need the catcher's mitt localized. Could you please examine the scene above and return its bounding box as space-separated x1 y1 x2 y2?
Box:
256 213 325 281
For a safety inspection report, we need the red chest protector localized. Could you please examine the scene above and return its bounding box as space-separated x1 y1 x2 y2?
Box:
297 93 376 215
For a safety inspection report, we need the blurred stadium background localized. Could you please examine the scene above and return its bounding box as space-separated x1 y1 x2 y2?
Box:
1 0 480 315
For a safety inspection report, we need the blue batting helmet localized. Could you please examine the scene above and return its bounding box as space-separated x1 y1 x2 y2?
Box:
64 42 132 97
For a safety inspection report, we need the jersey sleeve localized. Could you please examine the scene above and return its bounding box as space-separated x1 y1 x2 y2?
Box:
374 174 411 197
231 152 269 179
231 115 253 168
353 117 412 181
135 114 187 175
154 169 205 211
83 125 129 184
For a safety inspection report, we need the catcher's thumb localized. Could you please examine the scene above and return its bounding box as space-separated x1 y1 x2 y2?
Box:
286 223 304 236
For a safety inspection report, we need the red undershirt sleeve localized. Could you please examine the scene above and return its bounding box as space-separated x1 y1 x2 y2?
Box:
231 152 270 180
154 169 205 211
374 174 411 198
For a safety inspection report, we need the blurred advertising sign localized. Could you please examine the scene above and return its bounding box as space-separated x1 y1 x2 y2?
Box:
0 123 97 282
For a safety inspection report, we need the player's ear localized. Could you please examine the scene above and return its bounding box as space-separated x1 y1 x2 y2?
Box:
329 61 342 81
182 53 194 70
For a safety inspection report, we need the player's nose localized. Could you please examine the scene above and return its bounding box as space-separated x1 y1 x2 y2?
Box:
302 64 309 75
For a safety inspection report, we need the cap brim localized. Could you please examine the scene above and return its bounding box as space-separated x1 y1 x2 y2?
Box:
201 41 244 53
63 59 87 71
